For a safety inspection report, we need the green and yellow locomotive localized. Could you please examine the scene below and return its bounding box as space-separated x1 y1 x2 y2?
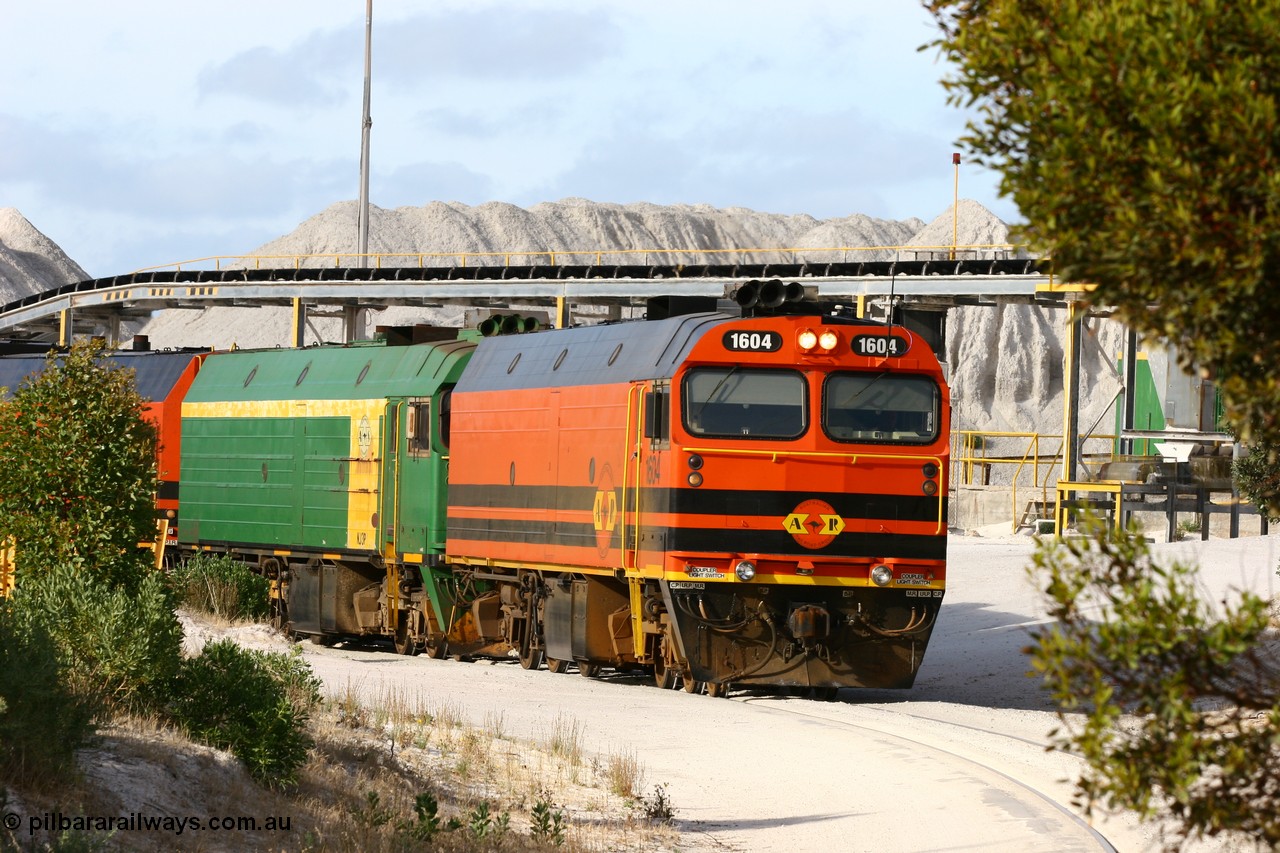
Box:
178 333 474 656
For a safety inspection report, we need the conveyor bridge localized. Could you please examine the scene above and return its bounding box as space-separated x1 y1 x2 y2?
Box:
0 250 1066 346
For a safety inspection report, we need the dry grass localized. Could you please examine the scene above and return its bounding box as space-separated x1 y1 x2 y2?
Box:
2 690 681 853
604 749 645 800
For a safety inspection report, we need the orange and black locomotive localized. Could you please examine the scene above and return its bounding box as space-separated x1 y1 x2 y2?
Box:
443 285 949 695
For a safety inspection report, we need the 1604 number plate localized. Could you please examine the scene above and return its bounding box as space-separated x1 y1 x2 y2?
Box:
723 330 782 352
851 334 908 357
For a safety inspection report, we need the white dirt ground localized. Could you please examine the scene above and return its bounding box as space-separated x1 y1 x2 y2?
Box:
175 529 1279 853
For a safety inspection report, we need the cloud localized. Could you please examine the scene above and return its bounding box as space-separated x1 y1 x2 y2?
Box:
197 44 346 108
0 112 348 221
376 7 619 83
195 7 621 109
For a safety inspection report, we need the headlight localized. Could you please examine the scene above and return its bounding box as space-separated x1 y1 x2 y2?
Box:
817 330 839 351
870 564 893 587
735 560 756 582
797 329 818 351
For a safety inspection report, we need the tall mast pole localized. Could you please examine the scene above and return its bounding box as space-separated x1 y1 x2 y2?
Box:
951 152 960 260
357 0 373 260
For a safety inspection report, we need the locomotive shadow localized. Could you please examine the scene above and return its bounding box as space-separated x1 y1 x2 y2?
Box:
298 600 1059 712
731 601 1056 712
833 601 1058 712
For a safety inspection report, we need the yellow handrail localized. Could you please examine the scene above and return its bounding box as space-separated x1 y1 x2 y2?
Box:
950 430 1116 532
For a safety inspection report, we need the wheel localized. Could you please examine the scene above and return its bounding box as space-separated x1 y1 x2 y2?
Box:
518 634 544 670
269 598 288 631
547 658 571 674
578 661 603 678
653 655 676 690
393 624 418 656
652 632 677 689
682 675 704 694
425 638 447 659
704 681 729 698
309 633 337 647
516 572 546 671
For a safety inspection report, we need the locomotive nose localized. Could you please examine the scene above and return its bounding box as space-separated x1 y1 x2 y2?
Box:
787 604 831 641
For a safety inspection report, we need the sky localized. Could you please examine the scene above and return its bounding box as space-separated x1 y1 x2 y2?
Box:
0 1 1019 279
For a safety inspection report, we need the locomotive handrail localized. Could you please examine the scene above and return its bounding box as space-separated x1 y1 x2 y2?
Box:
682 446 945 465
623 383 639 570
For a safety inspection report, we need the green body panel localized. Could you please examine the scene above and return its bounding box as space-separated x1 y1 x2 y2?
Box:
180 339 476 571
1115 356 1165 455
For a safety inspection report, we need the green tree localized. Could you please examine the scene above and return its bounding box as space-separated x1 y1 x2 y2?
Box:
0 340 159 590
926 0 1280 510
1233 438 1280 519
1028 519 1280 846
928 4 1280 843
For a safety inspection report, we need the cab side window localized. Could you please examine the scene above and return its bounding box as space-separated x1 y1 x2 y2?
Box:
409 401 431 455
438 388 453 452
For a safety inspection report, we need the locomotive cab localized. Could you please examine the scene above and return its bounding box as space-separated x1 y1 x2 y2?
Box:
637 313 950 691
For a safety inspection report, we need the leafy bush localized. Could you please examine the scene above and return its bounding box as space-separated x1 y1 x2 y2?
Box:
1028 515 1280 846
255 644 323 713
170 640 317 787
169 552 269 622
0 341 158 592
0 598 95 786
1233 440 1280 520
14 563 182 714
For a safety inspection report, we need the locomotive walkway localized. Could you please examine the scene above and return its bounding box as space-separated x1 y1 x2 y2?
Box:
0 246 1069 346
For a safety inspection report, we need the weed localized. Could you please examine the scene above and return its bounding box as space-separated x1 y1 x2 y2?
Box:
468 801 494 838
638 783 677 823
351 790 393 829
605 748 644 799
531 792 567 846
169 639 315 787
333 681 368 729
429 698 466 730
483 709 507 740
546 713 584 765
169 552 268 622
397 791 444 842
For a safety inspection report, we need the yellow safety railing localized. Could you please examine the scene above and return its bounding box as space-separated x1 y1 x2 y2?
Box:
951 430 1117 532
131 243 1028 275
0 521 169 598
0 538 13 598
